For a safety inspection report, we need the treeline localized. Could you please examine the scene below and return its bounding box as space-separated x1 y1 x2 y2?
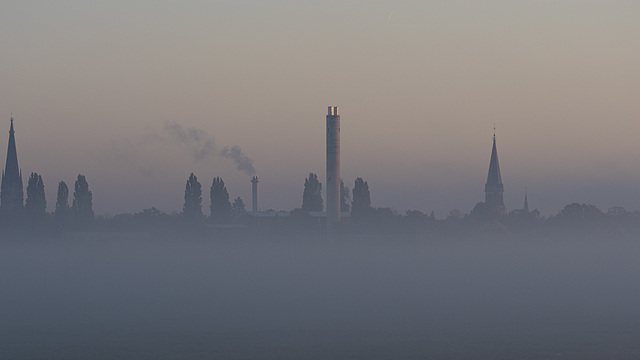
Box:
96 172 640 239
3 171 640 239
0 173 94 232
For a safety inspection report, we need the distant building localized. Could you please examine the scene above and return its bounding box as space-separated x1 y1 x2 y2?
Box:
484 132 505 216
1 116 23 212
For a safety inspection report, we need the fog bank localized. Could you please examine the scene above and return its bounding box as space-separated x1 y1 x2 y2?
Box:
2 235 639 359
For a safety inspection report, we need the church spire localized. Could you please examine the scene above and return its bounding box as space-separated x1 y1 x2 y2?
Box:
484 130 505 215
1 115 24 211
523 188 529 213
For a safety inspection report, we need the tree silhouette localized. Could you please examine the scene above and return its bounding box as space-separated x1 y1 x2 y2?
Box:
232 197 246 217
553 203 606 228
25 172 46 224
351 177 372 219
183 173 203 221
340 179 351 213
556 203 603 219
302 172 323 212
210 177 231 223
55 181 69 226
72 174 94 223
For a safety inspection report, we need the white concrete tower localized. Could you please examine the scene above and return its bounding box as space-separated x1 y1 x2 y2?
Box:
251 176 259 213
326 106 341 230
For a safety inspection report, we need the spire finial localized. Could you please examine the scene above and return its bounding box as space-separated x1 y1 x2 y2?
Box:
493 123 496 141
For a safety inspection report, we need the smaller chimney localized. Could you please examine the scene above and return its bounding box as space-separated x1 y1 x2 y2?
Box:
251 176 260 213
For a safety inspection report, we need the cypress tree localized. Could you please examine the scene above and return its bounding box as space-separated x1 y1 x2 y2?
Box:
183 173 203 221
25 172 46 224
352 177 372 220
302 172 323 212
210 177 231 223
72 174 94 224
55 181 69 225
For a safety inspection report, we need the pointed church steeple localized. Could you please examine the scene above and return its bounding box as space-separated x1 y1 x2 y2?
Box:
1 115 24 211
484 130 505 215
523 189 529 213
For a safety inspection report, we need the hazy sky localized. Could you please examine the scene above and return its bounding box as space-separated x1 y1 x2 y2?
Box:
1 1 639 216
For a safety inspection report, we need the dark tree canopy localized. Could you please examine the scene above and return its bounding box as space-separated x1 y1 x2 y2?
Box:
232 197 246 217
340 179 351 213
302 172 323 212
25 172 46 223
352 177 372 219
72 174 94 222
556 203 603 219
210 177 231 223
552 203 606 228
55 181 69 224
183 172 203 220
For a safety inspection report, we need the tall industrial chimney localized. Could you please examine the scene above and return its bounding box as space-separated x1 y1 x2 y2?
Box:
326 106 341 231
251 176 259 213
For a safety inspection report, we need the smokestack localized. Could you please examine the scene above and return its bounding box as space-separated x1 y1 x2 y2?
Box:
251 176 259 213
326 106 341 231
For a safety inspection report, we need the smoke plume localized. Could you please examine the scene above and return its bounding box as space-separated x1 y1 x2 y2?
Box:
222 145 256 176
163 121 256 175
163 121 216 161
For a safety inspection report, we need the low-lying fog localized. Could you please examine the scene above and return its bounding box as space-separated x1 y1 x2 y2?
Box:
2 234 640 359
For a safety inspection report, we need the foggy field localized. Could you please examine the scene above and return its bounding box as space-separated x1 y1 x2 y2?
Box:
2 235 640 359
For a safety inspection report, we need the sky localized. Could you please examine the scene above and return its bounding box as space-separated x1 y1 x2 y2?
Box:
1 1 639 217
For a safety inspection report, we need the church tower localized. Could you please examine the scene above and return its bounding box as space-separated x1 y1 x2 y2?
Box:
484 131 505 215
1 116 24 212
